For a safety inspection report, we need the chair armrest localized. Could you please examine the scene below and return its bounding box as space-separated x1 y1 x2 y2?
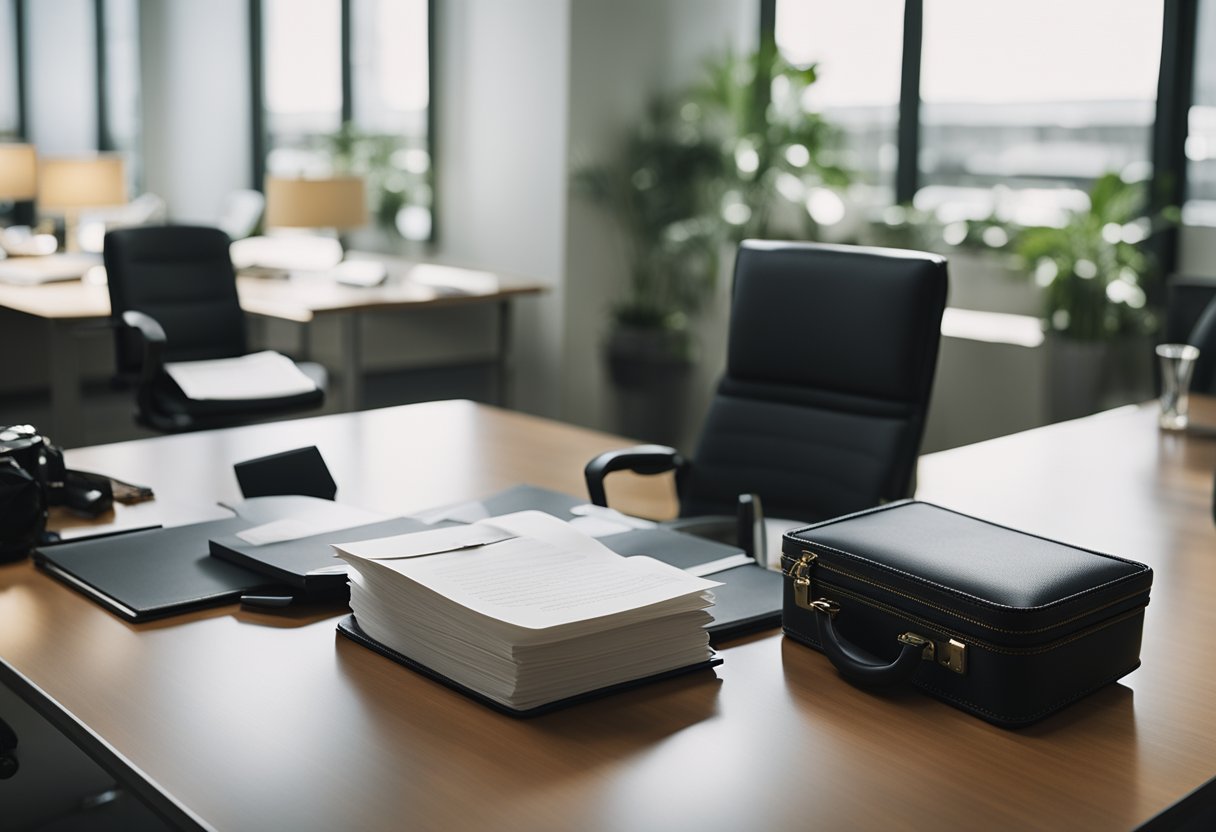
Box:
663 494 767 563
120 310 167 385
583 444 688 508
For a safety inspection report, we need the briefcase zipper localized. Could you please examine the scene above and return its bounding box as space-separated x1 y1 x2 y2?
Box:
782 549 1149 637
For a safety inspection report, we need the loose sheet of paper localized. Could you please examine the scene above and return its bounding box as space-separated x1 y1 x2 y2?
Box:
333 523 515 560
165 350 317 400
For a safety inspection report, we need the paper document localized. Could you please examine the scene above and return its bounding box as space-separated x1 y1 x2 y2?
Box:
0 253 100 285
412 499 493 525
683 553 755 577
333 523 515 560
335 511 719 630
237 513 390 546
569 504 657 529
568 515 634 538
165 351 317 401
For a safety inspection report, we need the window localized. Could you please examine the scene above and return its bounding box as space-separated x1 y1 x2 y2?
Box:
1185 0 1216 225
349 0 431 240
257 0 434 243
100 0 141 188
774 0 904 205
918 0 1163 228
0 0 18 140
262 0 343 176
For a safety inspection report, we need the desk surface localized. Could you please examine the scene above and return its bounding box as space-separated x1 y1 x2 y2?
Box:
0 256 546 322
1 400 1214 831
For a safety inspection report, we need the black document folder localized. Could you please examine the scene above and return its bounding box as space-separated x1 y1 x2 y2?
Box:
34 517 271 622
209 516 435 593
421 484 784 642
336 614 723 717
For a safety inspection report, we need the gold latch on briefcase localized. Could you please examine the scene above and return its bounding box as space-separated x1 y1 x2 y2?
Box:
899 632 967 674
791 550 818 609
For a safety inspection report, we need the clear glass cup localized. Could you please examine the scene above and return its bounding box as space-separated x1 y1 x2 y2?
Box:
1156 343 1201 430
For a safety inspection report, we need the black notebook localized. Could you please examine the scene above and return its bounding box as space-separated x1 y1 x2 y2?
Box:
418 484 784 642
34 517 272 622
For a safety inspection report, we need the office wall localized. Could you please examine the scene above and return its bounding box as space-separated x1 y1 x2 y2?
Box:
429 0 571 419
562 0 758 442
1179 226 1216 277
25 0 97 155
139 0 251 224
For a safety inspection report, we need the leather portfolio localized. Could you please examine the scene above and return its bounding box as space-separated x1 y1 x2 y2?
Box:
780 500 1153 727
34 517 272 621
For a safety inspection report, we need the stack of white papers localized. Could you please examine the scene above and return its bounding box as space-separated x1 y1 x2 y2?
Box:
333 511 720 711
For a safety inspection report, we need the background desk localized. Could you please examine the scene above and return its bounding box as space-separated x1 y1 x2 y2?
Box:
1 400 1214 830
0 260 544 445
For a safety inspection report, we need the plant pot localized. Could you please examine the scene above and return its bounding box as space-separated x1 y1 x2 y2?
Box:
1045 333 1153 423
604 325 695 446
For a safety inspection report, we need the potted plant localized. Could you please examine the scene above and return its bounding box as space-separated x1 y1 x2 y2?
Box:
324 122 432 242
574 43 849 444
1017 171 1166 419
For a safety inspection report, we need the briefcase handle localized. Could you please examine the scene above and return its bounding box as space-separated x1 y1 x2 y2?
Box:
810 600 929 688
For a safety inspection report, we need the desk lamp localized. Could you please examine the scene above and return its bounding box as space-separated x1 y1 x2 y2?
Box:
264 174 367 231
0 143 37 233
37 155 127 252
264 175 383 285
0 143 37 205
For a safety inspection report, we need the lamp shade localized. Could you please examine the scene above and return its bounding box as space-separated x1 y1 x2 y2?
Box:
264 175 368 230
0 144 37 201
38 156 127 210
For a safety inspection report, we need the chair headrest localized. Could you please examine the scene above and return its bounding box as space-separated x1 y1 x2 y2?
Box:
726 241 948 404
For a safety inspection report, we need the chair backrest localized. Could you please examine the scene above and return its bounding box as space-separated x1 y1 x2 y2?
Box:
104 225 248 376
1167 275 1216 395
679 240 948 523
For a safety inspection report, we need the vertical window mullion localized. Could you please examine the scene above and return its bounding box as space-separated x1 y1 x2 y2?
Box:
1151 0 1197 279
896 0 922 205
249 0 265 190
95 0 109 151
341 0 352 125
15 0 27 141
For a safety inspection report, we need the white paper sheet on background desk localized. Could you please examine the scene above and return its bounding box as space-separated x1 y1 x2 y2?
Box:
165 350 317 400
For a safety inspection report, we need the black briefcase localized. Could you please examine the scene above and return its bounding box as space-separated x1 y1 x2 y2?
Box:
780 500 1153 727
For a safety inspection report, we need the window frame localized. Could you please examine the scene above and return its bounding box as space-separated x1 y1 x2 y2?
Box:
763 0 1196 275
249 0 438 243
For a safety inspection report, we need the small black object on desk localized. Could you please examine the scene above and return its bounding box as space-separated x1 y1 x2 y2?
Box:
235 445 337 500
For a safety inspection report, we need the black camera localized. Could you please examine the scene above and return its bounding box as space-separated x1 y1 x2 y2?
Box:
0 425 113 562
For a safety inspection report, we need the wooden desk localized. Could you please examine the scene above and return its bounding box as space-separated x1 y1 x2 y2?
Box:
1 401 1214 830
0 260 545 445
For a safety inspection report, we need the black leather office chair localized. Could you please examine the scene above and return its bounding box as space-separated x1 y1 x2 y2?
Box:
585 240 948 560
104 225 326 433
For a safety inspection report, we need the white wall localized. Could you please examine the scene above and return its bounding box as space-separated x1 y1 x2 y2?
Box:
138 0 251 223
561 0 758 442
429 0 571 419
25 0 96 155
1179 226 1216 277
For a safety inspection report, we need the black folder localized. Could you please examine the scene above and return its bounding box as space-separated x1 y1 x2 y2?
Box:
34 517 272 622
336 614 723 717
421 484 784 642
209 516 436 594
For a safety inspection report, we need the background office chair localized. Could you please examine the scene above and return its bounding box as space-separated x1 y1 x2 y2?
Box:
585 240 949 561
104 225 326 433
1165 275 1216 395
